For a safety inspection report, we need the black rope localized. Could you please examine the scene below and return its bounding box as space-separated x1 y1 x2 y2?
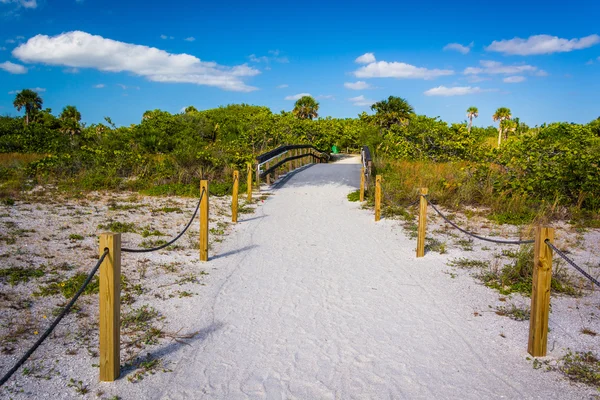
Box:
0 249 109 387
425 196 534 245
545 239 600 288
121 188 205 253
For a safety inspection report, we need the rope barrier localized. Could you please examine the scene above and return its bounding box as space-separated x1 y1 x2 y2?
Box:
121 188 205 253
545 239 600 288
0 249 110 387
425 196 534 245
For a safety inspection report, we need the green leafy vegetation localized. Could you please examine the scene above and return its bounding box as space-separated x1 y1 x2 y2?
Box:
1 90 598 226
97 221 137 233
557 350 600 388
347 190 360 202
35 273 99 298
477 245 578 296
0 266 45 285
495 303 530 321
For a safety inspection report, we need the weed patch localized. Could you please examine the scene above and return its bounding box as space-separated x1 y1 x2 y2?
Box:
98 221 137 233
347 190 360 202
35 273 99 298
0 266 45 285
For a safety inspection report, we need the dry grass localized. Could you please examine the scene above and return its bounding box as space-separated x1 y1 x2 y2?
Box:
0 153 47 167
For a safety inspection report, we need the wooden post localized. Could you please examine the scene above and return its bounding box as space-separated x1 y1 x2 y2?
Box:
265 162 270 185
416 188 428 257
246 162 252 201
528 226 554 357
99 232 121 382
255 162 260 192
374 175 382 221
360 167 365 202
200 180 209 261
232 170 239 223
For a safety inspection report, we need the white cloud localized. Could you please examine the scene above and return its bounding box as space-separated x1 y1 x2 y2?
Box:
355 60 454 80
184 37 195 42
249 54 268 63
8 86 44 94
117 84 140 90
465 75 489 83
276 84 288 88
12 31 260 92
317 95 335 100
160 34 174 40
93 83 105 88
0 0 37 9
586 59 595 65
63 67 79 73
355 53 376 64
503 76 526 83
486 34 600 55
464 60 546 76
344 81 371 90
348 95 375 106
284 93 311 100
443 42 473 54
249 51 288 64
6 39 15 44
424 86 494 96
0 47 6 51
15 35 24 40
0 61 27 74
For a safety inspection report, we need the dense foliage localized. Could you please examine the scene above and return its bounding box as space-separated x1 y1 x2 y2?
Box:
1 91 599 223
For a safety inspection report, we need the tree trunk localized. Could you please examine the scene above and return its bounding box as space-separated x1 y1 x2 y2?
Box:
25 112 29 125
497 125 503 148
468 117 472 133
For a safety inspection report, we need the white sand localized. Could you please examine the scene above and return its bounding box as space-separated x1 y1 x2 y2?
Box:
1 157 598 399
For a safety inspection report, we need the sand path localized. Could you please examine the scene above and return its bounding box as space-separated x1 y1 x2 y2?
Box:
114 158 591 399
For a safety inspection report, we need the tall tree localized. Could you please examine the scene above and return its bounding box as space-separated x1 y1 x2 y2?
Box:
292 96 319 120
371 96 414 129
492 107 512 147
13 89 43 125
466 106 478 133
59 105 82 136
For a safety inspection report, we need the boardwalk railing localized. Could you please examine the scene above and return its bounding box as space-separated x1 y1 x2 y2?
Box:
255 144 329 186
362 166 599 358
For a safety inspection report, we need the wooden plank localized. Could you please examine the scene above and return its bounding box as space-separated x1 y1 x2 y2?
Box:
374 175 382 221
232 170 239 223
246 162 252 201
200 180 209 261
99 232 121 382
416 188 428 257
528 226 554 357
360 167 365 202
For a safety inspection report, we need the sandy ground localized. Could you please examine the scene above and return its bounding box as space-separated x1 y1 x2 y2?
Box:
0 156 599 399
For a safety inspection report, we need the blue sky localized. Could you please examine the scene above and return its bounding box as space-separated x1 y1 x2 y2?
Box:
1 0 599 127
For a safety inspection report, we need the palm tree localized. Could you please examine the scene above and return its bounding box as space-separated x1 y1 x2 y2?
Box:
13 89 43 125
59 105 82 136
292 96 319 120
500 119 517 141
492 107 512 147
466 106 478 133
371 96 415 128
